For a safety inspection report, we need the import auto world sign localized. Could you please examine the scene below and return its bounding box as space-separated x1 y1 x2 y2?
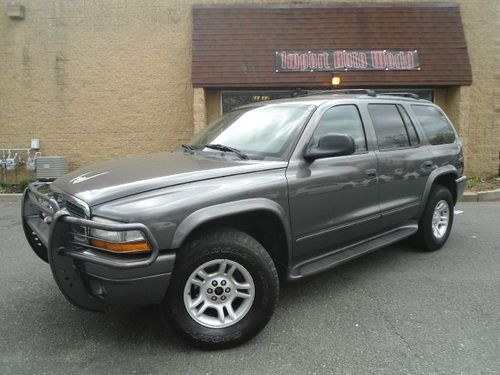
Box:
276 50 420 72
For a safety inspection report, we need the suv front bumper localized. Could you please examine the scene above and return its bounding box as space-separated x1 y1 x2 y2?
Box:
22 183 175 311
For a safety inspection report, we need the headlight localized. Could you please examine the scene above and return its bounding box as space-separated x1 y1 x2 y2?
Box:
89 217 151 253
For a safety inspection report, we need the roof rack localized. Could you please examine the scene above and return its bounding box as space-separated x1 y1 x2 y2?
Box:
376 92 420 99
300 89 377 97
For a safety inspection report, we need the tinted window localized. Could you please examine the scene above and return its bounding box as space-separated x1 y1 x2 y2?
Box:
412 105 456 145
397 105 419 146
368 104 410 150
312 105 367 153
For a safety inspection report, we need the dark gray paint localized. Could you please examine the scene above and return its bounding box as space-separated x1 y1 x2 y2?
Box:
22 94 466 309
91 168 290 253
53 152 288 206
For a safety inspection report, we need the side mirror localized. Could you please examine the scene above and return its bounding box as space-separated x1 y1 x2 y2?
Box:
303 133 356 161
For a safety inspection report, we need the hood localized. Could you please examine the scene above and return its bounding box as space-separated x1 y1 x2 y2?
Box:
52 152 287 206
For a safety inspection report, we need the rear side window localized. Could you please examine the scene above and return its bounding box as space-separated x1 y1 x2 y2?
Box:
397 105 419 146
411 105 456 145
368 104 410 150
312 105 367 153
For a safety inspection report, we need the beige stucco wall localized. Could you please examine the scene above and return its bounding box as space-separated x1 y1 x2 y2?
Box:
1 0 498 176
1 0 194 171
205 90 221 125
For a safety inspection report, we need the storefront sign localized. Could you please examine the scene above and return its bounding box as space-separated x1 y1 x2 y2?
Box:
276 50 420 72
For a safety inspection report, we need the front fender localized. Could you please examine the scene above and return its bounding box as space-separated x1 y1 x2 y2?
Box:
171 198 292 253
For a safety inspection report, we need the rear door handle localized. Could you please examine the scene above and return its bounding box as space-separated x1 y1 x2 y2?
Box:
364 169 377 178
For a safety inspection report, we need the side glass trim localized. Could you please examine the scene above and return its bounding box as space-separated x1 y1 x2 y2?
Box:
396 104 421 147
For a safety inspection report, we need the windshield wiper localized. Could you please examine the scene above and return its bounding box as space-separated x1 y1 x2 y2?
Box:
203 144 249 160
181 144 197 152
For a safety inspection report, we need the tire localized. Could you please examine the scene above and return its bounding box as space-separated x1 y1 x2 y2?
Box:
162 227 279 349
413 185 454 251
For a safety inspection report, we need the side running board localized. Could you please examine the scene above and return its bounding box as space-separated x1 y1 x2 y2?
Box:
288 223 418 280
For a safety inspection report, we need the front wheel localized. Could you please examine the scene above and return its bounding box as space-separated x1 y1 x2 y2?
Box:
162 228 279 349
413 185 454 251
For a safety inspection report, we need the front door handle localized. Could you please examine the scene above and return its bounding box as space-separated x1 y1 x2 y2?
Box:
364 169 377 178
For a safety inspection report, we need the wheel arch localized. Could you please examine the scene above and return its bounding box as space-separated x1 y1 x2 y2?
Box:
419 165 459 216
171 198 293 270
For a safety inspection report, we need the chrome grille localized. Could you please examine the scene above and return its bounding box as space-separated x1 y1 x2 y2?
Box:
65 201 86 218
55 195 89 243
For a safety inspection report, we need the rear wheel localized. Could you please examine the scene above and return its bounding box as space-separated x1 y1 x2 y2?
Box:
163 228 279 349
413 185 454 251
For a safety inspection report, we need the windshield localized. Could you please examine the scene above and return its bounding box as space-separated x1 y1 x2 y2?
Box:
187 104 315 160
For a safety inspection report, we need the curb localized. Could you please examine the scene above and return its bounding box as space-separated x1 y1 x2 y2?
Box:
0 193 22 202
459 188 500 202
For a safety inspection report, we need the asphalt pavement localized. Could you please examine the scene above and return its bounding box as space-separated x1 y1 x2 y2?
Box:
1 197 499 375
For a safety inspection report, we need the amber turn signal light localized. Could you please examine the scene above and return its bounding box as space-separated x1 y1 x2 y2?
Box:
90 239 151 253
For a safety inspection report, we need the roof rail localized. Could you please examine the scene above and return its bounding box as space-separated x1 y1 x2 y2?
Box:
300 89 377 97
376 92 420 100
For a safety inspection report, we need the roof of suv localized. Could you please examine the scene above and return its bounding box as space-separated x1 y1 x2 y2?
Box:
237 90 432 110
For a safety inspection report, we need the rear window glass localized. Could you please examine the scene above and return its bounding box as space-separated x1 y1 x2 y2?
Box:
368 104 410 150
411 105 456 145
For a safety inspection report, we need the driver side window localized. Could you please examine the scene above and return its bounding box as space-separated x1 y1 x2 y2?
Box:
312 105 367 153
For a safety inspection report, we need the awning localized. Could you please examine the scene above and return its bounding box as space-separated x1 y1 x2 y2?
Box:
192 3 472 88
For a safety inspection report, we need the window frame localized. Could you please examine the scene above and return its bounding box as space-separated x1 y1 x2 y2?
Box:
307 103 369 156
396 104 421 148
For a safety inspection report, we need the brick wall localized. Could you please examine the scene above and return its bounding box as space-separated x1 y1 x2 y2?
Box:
0 0 194 171
1 0 498 176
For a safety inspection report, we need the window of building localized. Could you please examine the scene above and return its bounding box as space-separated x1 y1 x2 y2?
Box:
368 104 410 150
411 105 456 145
311 105 367 153
221 91 295 114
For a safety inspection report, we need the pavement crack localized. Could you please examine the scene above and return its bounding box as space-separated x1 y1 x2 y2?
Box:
380 312 413 352
334 269 412 351
347 280 415 354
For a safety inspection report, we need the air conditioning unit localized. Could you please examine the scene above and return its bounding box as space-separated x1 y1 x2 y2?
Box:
36 156 68 181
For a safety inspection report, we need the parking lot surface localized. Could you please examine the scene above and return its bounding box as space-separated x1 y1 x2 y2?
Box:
1 197 499 374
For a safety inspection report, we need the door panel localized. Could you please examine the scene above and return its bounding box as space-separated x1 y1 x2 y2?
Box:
287 153 380 263
376 147 432 229
367 103 433 229
287 103 381 264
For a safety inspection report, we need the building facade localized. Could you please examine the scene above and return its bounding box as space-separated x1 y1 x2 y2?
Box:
1 0 498 178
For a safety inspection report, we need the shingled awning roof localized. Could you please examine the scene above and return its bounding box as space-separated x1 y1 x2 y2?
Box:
192 3 472 88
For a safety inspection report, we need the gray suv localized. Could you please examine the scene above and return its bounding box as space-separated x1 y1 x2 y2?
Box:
22 90 466 348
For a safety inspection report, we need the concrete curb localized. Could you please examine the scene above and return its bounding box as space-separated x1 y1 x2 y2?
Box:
459 188 500 202
0 193 22 202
